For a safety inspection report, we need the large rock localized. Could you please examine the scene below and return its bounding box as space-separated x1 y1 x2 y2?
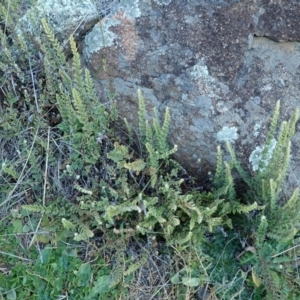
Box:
20 0 300 192
17 0 108 53
81 0 300 192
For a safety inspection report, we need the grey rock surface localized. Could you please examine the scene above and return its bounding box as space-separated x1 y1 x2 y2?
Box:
18 0 101 52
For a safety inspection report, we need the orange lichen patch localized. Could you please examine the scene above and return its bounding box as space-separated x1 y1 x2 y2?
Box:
114 10 140 62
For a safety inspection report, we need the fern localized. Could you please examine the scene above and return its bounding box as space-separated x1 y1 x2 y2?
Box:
145 120 153 145
104 203 141 226
137 89 147 138
41 18 66 69
123 117 134 146
23 204 59 215
155 107 171 155
226 142 251 186
258 100 280 172
145 142 159 169
62 218 76 230
124 159 146 174
74 229 94 241
72 88 89 127
74 184 93 195
107 142 130 165
213 145 225 189
170 231 193 245
144 206 166 224
124 249 149 276
70 35 85 96
56 88 76 133
217 101 300 299
109 244 125 288
1 162 19 180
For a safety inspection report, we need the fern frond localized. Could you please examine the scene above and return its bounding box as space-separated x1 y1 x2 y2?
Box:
62 218 76 230
124 117 133 143
269 179 277 211
268 228 298 243
138 89 146 137
59 68 73 91
41 18 65 66
145 120 153 144
234 201 258 214
56 88 77 133
104 204 141 220
150 172 158 188
1 162 18 179
124 159 146 174
109 249 125 288
274 140 290 189
72 88 89 127
91 210 103 226
226 142 251 186
146 207 166 223
74 227 94 241
180 196 203 224
263 121 288 180
113 227 135 234
118 176 129 197
256 215 268 247
124 250 149 276
224 162 236 201
70 35 84 96
142 196 159 208
16 33 28 53
107 142 130 164
259 100 280 172
165 224 175 237
161 107 171 140
74 184 93 195
264 269 284 300
168 215 180 227
145 142 159 168
213 185 228 199
157 107 171 153
136 220 157 234
287 107 299 138
84 68 97 101
206 217 224 232
283 188 299 210
173 231 193 245
202 200 222 218
161 144 178 160
23 204 57 215
153 108 161 143
167 198 178 211
213 145 224 189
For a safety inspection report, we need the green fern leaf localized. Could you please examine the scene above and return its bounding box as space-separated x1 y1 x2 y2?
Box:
74 229 94 241
174 231 193 245
41 18 65 66
107 142 130 164
124 159 146 174
72 88 89 127
226 142 251 186
110 249 125 288
104 204 141 220
137 89 146 137
124 250 149 276
70 35 84 95
62 218 76 230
